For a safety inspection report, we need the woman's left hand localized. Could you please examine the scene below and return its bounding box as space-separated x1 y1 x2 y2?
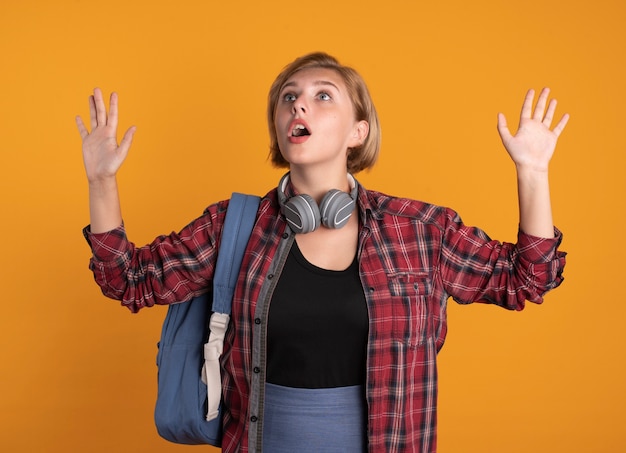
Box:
497 88 569 172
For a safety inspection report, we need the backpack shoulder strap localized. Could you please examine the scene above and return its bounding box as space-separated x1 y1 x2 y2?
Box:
211 193 261 315
204 193 260 421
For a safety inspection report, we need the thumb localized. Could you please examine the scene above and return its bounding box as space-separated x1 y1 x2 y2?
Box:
496 112 512 144
118 126 137 155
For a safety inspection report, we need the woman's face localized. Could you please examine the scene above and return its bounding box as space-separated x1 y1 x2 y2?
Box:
274 67 368 171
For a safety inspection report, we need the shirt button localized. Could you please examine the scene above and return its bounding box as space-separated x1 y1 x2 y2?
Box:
250 416 258 423
268 274 274 279
369 287 375 293
282 232 289 239
253 367 261 373
254 318 261 324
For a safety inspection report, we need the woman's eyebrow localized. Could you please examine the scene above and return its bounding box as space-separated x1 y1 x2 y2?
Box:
281 80 340 91
313 80 340 91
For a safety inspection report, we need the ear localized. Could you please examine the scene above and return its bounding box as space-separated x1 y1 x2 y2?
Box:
349 120 369 147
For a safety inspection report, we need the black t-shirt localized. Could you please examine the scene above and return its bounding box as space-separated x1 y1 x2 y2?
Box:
266 241 369 388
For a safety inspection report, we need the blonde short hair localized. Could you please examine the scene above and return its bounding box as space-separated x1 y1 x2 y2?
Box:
267 52 380 174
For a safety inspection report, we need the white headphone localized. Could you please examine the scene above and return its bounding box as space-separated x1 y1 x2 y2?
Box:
277 173 358 234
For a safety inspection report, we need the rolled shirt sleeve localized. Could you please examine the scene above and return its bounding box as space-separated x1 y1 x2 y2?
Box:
441 213 566 310
514 227 566 302
82 203 224 313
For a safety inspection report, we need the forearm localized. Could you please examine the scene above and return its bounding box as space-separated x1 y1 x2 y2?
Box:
89 176 123 233
516 167 554 238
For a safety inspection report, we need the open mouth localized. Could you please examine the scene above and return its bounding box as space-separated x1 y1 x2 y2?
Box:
291 124 311 137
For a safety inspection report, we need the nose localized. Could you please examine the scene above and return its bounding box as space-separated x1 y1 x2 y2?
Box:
292 99 306 115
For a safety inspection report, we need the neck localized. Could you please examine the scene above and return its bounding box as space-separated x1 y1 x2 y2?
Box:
288 167 351 203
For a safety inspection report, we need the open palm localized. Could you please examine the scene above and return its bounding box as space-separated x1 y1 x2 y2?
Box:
497 88 569 172
76 88 136 183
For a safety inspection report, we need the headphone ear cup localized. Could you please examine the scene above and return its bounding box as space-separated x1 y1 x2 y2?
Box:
319 189 355 229
283 194 321 234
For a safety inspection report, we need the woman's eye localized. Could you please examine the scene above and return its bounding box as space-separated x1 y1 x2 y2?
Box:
283 93 296 102
318 92 331 101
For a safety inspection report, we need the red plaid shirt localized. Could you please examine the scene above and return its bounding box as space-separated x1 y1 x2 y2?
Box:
84 184 565 452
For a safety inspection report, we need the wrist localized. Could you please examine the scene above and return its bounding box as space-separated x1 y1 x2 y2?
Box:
515 164 549 182
88 175 118 192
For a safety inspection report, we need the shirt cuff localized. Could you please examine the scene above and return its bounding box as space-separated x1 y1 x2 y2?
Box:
517 227 564 263
82 223 131 262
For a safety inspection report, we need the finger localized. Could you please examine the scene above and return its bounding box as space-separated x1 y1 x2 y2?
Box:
520 89 535 120
93 87 107 127
542 98 557 127
552 113 570 137
75 116 89 140
108 92 119 130
533 87 550 120
88 95 97 130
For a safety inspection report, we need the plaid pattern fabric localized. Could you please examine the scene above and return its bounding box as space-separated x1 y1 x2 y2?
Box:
84 185 565 453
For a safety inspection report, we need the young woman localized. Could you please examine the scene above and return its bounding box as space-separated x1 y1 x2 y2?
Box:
77 52 568 452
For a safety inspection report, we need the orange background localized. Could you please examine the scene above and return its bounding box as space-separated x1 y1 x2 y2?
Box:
1 0 624 452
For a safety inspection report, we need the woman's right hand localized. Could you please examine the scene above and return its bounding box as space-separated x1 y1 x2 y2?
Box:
76 88 136 184
76 88 135 233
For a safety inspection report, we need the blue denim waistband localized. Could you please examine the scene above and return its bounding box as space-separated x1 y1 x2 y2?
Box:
262 383 367 452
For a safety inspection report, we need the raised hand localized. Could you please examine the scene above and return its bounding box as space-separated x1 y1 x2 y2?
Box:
496 88 569 238
76 88 136 183
76 88 135 233
497 88 569 172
